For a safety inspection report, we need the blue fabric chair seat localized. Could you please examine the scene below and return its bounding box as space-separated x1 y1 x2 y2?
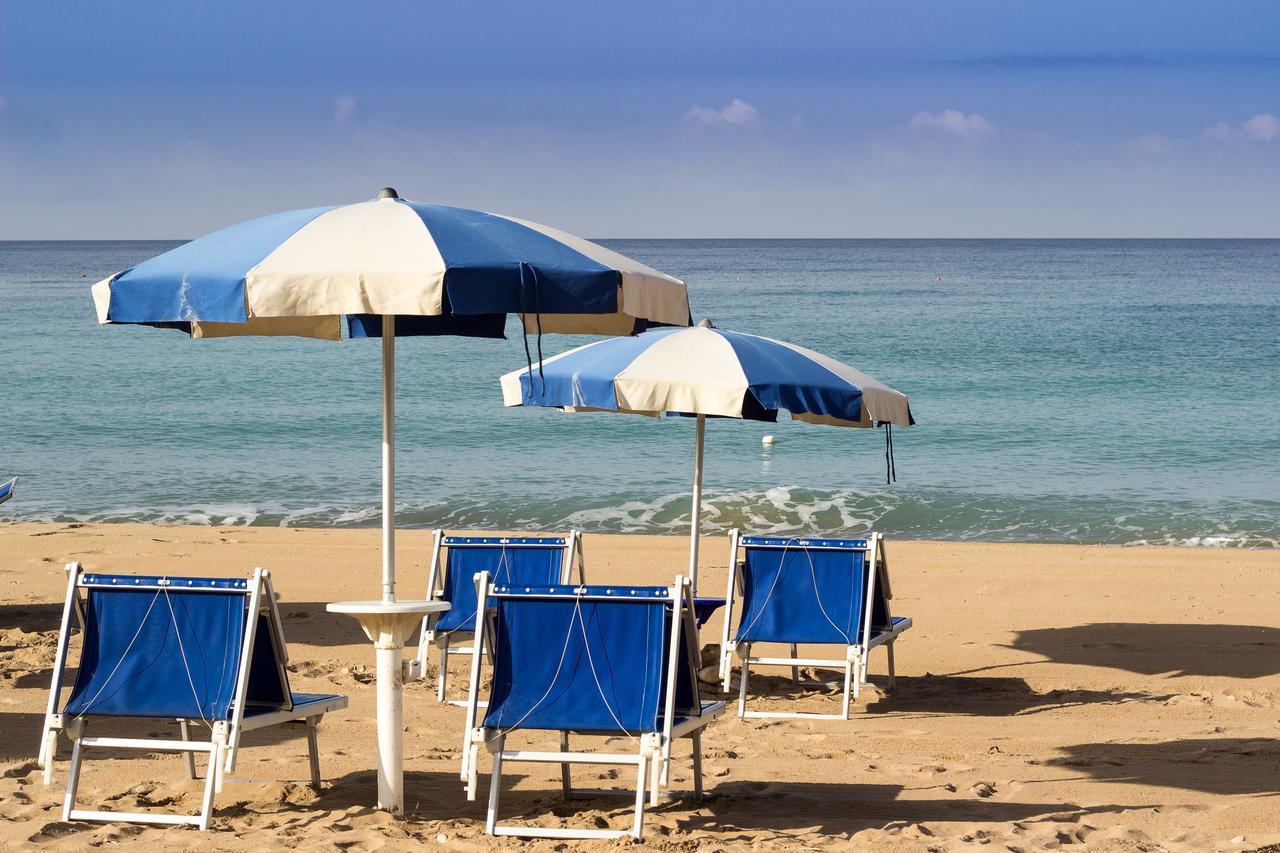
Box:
692 596 726 627
244 693 343 718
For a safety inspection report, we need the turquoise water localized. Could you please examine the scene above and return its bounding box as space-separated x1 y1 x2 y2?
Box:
2 239 1277 547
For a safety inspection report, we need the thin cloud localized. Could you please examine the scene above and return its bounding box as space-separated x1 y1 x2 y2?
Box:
908 109 996 141
1201 113 1279 143
333 95 358 126
685 98 762 128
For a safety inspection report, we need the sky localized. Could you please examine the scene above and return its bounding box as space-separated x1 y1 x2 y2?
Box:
2 1 1278 238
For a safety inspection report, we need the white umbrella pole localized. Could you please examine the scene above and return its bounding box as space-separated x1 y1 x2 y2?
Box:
688 414 706 592
332 314 446 817
381 314 396 603
375 313 403 813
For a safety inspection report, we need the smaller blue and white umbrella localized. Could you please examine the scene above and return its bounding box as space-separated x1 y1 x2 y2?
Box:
500 319 914 590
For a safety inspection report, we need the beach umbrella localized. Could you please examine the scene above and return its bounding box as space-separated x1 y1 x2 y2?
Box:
499 319 913 592
88 188 690 813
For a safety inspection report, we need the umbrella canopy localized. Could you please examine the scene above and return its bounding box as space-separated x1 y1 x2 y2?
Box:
499 320 913 589
500 322 913 427
91 188 690 340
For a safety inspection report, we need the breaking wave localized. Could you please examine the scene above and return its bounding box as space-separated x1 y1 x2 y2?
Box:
7 487 1277 549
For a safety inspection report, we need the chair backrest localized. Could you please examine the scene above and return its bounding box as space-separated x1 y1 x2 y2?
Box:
60 573 291 720
482 585 700 735
0 477 15 506
438 536 571 633
735 536 886 646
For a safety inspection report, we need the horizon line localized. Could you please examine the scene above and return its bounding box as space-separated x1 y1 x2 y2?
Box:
4 235 1280 243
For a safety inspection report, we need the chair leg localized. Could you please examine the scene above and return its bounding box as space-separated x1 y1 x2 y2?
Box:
62 719 85 822
649 748 661 807
460 729 473 784
179 719 198 780
842 656 855 720
41 727 58 786
790 644 800 683
559 732 572 799
484 735 504 834
198 740 221 831
210 722 230 795
886 641 897 692
632 748 648 840
691 732 704 802
466 736 480 802
415 629 430 678
306 717 322 790
437 642 449 703
737 654 751 717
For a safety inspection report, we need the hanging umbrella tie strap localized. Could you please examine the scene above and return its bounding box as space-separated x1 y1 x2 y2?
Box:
881 422 897 485
518 262 546 402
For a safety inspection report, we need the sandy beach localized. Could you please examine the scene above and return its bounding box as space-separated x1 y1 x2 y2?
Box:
1 523 1278 851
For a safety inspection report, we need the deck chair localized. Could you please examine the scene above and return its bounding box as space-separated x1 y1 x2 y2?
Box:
460 573 724 840
37 563 348 830
414 530 583 703
0 476 16 506
718 531 912 720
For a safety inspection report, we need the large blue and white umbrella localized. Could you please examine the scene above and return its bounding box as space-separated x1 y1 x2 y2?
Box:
92 188 690 601
500 320 913 589
89 188 690 814
92 188 689 342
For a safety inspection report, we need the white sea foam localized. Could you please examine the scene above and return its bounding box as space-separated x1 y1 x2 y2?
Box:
4 488 1277 549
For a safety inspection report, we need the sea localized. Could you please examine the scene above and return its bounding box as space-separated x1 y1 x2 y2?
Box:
1 239 1277 548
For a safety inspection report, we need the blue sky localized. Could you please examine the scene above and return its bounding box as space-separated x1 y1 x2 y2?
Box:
2 1 1278 237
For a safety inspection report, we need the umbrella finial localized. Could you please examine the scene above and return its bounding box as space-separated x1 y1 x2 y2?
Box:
378 187 400 200
698 318 715 328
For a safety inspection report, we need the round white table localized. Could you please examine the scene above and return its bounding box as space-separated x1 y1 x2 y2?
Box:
326 599 450 815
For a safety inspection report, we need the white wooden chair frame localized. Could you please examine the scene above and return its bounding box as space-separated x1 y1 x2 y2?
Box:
38 563 347 830
718 531 911 720
413 529 583 705
461 572 724 840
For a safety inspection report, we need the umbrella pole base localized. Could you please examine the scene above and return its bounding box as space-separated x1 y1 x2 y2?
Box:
326 600 450 815
374 642 406 813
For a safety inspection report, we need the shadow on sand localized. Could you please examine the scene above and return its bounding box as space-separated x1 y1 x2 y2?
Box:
681 779 1134 840
276 602 383 648
1008 623 1280 679
729 671 1164 717
863 674 1164 717
0 603 64 633
1049 737 1280 796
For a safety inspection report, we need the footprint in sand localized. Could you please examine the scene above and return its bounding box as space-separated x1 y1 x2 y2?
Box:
26 822 81 842
969 782 997 798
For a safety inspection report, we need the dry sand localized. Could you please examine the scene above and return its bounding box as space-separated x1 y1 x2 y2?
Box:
2 522 1279 851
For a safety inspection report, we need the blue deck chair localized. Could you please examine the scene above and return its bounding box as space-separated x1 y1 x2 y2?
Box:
37 563 347 830
717 531 912 720
460 574 724 840
413 530 583 703
0 476 16 506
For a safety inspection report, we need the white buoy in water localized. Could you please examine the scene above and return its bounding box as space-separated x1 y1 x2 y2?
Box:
762 435 776 446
